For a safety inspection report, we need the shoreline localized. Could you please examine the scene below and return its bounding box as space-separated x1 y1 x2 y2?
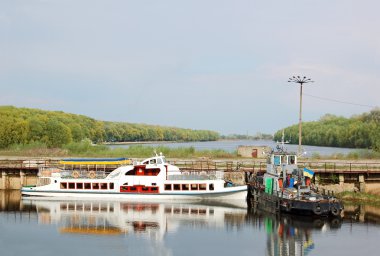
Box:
102 141 177 145
101 138 253 145
337 191 380 204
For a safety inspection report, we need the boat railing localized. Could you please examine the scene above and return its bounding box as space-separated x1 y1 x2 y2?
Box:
60 170 107 179
38 167 61 177
167 174 219 181
36 177 51 186
38 166 106 179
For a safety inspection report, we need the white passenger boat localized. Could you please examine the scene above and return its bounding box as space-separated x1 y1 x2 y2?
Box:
21 154 247 200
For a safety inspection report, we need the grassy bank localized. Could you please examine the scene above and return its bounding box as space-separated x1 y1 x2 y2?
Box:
0 141 236 159
337 191 380 205
308 149 380 160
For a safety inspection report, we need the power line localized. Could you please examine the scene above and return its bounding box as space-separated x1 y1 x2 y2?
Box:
303 93 377 108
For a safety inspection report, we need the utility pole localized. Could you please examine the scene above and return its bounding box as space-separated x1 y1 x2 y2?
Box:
288 76 314 155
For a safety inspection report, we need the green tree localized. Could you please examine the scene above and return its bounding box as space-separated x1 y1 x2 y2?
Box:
45 119 72 147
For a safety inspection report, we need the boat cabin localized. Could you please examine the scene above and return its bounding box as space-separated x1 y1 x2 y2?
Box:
140 155 166 165
267 152 298 176
264 149 314 197
270 153 297 166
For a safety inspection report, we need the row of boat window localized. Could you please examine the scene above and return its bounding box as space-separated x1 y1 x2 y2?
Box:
125 168 160 176
59 182 215 191
120 186 159 193
60 204 114 213
54 203 214 216
164 183 214 191
164 207 214 215
60 182 115 190
54 203 215 216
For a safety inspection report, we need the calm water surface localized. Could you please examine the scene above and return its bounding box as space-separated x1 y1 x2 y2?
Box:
108 140 357 156
1 191 379 256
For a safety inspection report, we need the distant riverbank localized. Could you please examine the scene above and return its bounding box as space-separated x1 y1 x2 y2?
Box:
105 139 361 157
1 139 379 160
102 141 177 145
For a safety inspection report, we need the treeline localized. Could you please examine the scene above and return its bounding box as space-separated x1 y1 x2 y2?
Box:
220 132 273 140
0 106 219 148
274 109 380 150
104 122 219 142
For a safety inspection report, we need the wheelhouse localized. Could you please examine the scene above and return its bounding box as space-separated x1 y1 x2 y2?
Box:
125 165 161 176
269 153 297 166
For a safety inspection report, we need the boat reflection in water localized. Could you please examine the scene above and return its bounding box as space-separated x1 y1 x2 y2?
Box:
248 206 342 256
22 197 342 255
6 191 380 255
22 198 248 241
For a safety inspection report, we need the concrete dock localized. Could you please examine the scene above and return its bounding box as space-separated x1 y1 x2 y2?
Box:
1 158 380 193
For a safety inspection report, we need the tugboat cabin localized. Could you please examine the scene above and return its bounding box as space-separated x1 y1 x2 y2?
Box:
267 152 297 176
264 151 312 196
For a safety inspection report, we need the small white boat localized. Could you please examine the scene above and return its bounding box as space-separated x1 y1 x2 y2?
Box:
21 154 247 200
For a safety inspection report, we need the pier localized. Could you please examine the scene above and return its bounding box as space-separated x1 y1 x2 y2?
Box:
0 159 121 190
1 158 380 192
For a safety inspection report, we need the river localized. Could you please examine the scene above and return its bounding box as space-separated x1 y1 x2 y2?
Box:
1 191 379 256
108 139 358 156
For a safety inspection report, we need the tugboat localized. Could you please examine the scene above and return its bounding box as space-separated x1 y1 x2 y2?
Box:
247 142 343 217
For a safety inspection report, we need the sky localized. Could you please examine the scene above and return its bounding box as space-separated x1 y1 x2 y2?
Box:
1 0 379 135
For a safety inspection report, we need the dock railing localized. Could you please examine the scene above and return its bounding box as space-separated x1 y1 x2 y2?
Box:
2 158 380 174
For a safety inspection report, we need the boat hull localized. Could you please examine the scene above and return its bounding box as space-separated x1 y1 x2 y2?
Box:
21 186 247 200
247 186 343 217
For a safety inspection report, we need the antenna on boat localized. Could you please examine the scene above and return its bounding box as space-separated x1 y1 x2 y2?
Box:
276 130 289 152
299 149 307 158
294 146 308 158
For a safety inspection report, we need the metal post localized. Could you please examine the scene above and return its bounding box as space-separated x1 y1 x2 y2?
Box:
299 84 303 155
20 170 25 187
1 171 8 190
288 76 314 156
